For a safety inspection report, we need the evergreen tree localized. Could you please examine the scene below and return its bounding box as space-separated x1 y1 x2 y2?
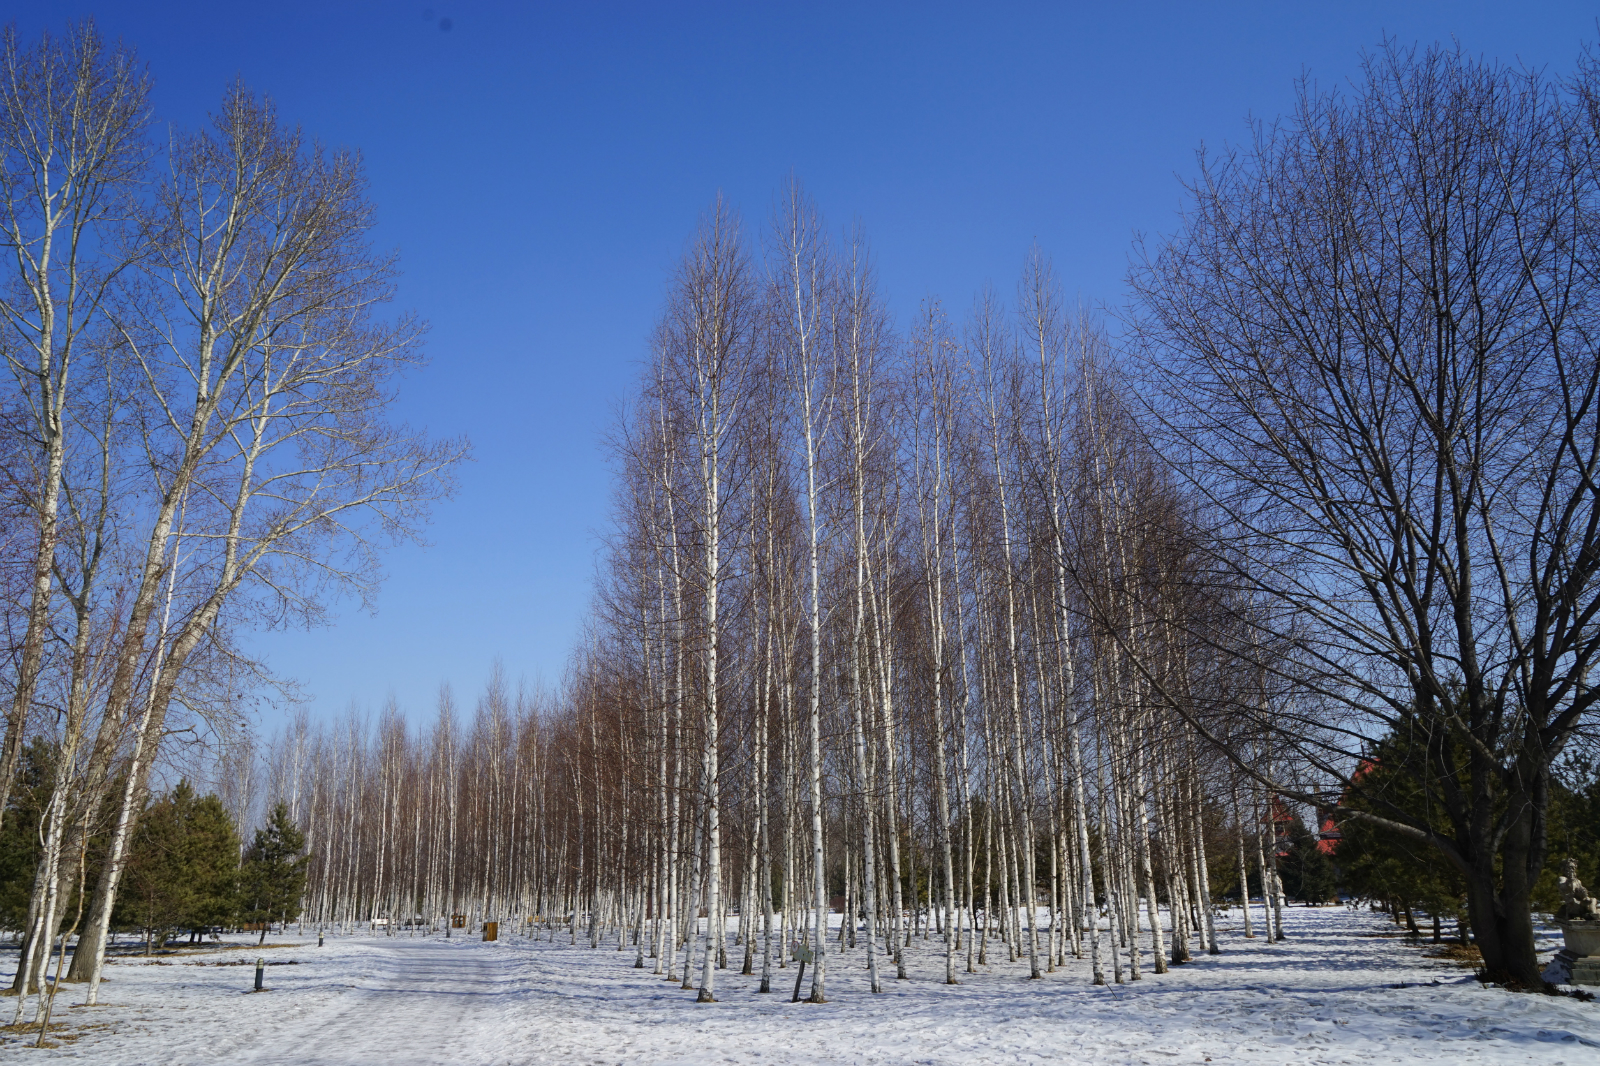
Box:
1278 815 1338 905
240 801 308 943
123 793 184 947
0 740 53 931
1335 728 1468 939
184 790 244 938
121 781 242 949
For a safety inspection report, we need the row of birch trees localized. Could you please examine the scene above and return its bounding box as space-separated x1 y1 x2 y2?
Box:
0 21 460 1030
542 186 1294 1002
228 681 558 937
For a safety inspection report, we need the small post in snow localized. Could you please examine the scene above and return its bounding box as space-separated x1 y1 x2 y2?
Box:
318 931 324 947
254 958 265 992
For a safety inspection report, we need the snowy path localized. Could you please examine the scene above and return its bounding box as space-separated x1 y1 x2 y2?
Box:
17 935 533 1066
230 938 519 1066
10 908 1600 1064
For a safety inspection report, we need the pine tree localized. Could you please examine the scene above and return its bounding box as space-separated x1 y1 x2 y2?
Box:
121 781 241 949
123 792 183 949
1278 816 1337 905
241 802 309 944
183 791 243 940
1335 731 1468 939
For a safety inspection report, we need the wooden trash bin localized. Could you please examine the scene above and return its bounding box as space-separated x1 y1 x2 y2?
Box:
451 913 466 928
482 921 498 942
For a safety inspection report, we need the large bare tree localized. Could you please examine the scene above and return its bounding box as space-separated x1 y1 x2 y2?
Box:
68 84 464 997
1132 43 1600 986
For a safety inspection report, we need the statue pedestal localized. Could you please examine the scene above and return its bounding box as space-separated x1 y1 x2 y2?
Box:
1552 922 1600 986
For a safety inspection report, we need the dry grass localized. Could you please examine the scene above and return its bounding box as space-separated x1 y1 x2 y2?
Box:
1423 941 1482 967
0 1019 82 1048
1356 922 1482 967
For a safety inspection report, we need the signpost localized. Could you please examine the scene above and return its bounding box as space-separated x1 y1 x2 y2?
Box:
789 942 814 1002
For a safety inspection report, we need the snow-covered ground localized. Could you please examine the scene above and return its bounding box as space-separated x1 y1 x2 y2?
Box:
5 907 1598 1065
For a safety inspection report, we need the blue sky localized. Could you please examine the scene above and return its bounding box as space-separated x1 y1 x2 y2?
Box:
18 2 1598 730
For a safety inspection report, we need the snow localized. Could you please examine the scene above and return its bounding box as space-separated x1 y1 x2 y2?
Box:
7 907 1599 1065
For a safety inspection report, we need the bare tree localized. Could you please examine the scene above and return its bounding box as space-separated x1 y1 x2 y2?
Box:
654 196 756 1002
769 180 837 1003
71 84 464 996
1132 42 1600 987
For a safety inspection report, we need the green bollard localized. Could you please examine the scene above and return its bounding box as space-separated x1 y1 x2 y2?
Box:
254 958 265 992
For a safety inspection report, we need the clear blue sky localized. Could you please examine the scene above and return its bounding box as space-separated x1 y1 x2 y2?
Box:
19 2 1599 730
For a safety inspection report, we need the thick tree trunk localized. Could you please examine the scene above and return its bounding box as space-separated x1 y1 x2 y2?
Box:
1465 861 1542 987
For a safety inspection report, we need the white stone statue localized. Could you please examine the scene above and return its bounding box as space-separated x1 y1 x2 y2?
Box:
1557 857 1600 923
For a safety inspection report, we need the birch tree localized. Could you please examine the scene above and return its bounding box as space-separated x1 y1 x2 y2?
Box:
71 84 464 996
769 180 838 1003
0 21 149 835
